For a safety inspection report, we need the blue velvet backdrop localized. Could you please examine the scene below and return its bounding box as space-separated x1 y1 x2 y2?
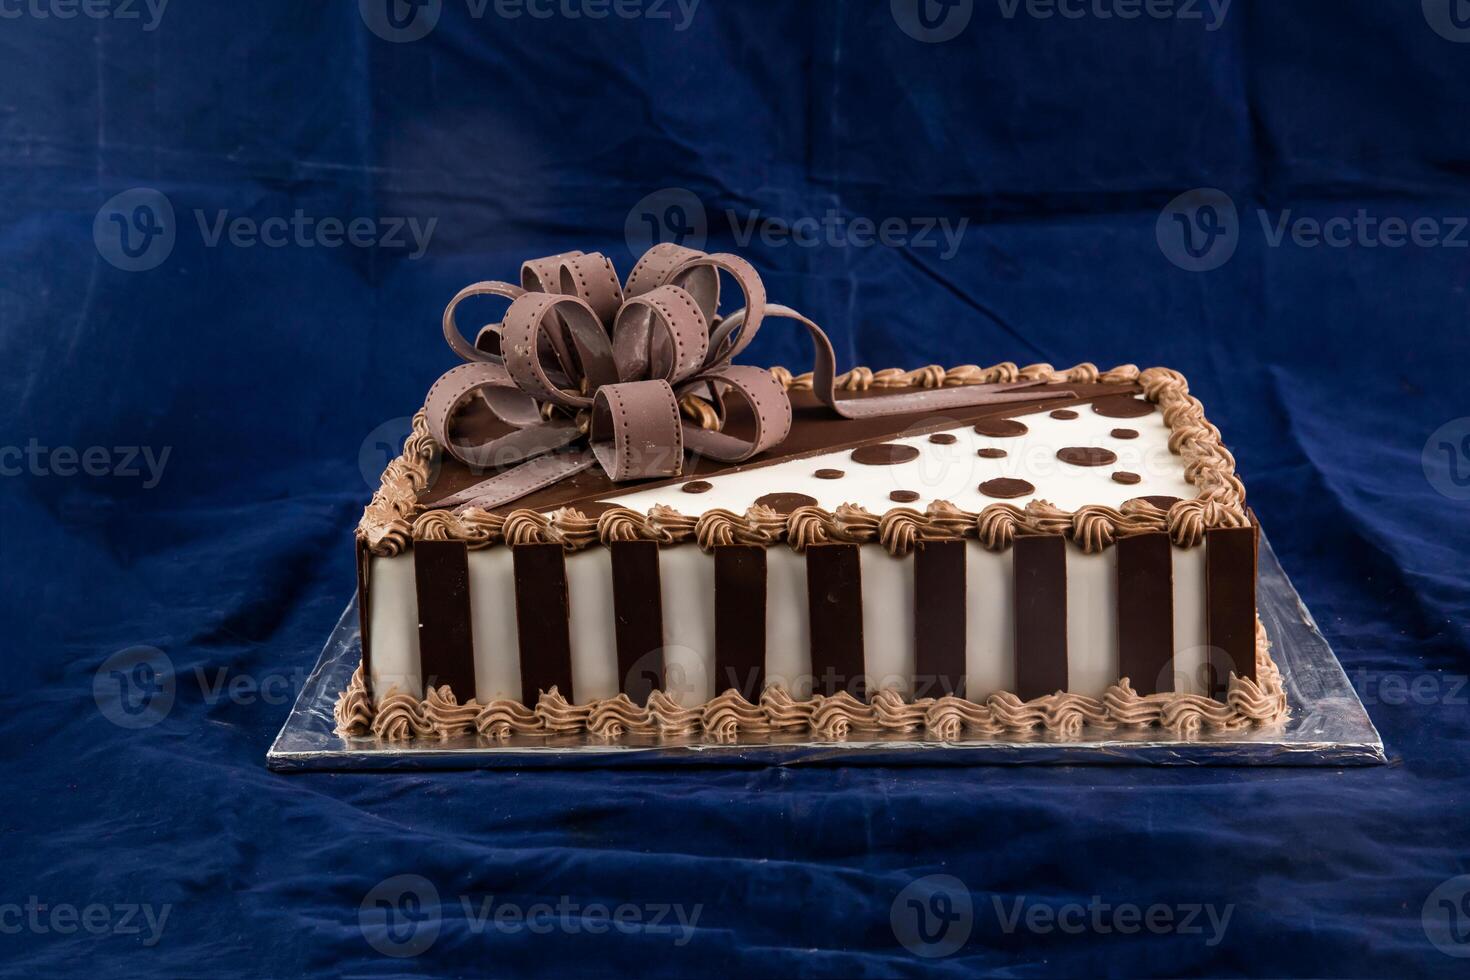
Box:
3 0 1469 975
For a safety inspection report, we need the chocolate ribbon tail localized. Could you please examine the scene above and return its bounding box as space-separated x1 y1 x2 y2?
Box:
680 424 763 462
430 450 598 512
831 383 1078 418
747 303 1075 418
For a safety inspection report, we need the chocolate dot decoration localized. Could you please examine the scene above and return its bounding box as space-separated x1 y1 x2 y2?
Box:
978 477 1035 499
1091 395 1155 419
976 448 1008 459
754 492 818 514
1111 471 1142 485
972 418 1029 438
928 433 958 445
1127 494 1183 510
1049 409 1079 420
888 490 921 503
1110 428 1139 440
1057 446 1118 467
850 443 921 466
681 481 713 494
814 468 846 480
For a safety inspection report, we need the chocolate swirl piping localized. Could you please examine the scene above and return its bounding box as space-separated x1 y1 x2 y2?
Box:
786 505 840 552
646 504 697 545
976 503 1025 551
333 665 375 735
743 505 788 546
370 691 434 740
424 685 480 737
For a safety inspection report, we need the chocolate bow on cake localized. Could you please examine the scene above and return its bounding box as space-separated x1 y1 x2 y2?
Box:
424 243 1060 511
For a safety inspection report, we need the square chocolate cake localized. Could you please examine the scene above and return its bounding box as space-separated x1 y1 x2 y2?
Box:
336 245 1286 743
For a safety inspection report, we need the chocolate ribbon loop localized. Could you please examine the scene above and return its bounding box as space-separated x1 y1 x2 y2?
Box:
424 244 1065 512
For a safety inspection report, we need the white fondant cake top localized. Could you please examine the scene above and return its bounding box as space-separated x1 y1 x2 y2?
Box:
600 403 1195 515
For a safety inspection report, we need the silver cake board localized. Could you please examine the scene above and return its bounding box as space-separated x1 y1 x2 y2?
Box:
267 532 1385 770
